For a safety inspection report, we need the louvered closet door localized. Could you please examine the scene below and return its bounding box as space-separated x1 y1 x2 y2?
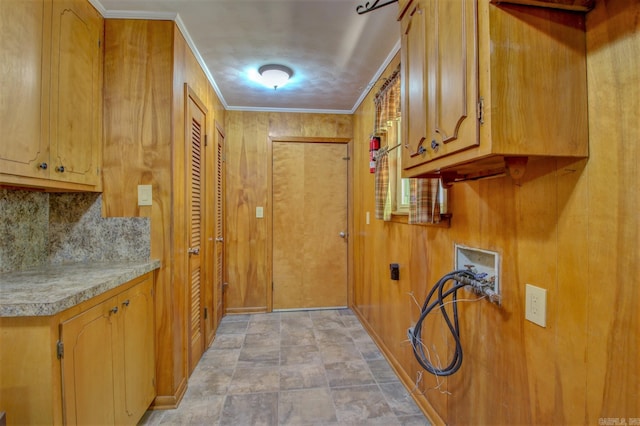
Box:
214 125 225 327
186 88 207 374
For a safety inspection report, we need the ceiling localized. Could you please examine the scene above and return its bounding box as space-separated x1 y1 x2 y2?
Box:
92 0 401 114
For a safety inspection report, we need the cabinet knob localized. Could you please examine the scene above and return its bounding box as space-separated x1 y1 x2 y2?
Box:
430 140 440 152
215 237 224 242
122 299 130 307
39 162 48 170
110 306 118 315
188 247 200 255
56 165 65 173
409 138 428 158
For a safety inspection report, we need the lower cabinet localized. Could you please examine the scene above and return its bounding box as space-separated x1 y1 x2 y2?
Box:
60 276 155 425
0 272 155 425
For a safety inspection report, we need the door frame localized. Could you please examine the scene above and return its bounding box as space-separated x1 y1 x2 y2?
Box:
267 136 353 312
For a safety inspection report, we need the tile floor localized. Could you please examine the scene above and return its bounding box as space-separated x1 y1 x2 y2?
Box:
140 309 429 425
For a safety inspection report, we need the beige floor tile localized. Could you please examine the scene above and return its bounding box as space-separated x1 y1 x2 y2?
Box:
279 387 337 425
280 363 328 390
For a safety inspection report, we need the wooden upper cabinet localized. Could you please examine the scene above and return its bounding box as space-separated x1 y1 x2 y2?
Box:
397 0 412 18
401 0 429 170
401 0 588 182
491 0 594 12
50 0 103 187
0 0 103 191
0 0 51 179
402 0 479 172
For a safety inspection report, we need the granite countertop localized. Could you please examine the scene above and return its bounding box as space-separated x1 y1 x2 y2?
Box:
0 260 160 317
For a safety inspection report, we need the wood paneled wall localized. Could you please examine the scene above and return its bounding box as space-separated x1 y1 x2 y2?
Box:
102 19 224 408
351 1 639 424
224 111 352 312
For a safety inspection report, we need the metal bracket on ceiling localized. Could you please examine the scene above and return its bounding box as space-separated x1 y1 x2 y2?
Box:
356 0 399 15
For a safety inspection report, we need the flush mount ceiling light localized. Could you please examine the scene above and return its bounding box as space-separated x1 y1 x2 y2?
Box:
258 64 293 90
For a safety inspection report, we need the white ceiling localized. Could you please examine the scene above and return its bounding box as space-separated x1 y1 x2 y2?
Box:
92 0 401 113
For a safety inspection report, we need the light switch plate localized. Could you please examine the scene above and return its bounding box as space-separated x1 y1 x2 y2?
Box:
138 185 152 206
256 206 264 218
525 284 547 327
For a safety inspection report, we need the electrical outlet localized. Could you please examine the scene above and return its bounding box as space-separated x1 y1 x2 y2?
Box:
525 284 547 327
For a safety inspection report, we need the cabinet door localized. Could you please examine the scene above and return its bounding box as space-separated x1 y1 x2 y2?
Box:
401 0 431 171
116 277 155 425
0 0 50 178
60 299 118 425
49 0 102 185
426 0 479 159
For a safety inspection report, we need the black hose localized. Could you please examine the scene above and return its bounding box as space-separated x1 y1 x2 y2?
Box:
410 269 478 376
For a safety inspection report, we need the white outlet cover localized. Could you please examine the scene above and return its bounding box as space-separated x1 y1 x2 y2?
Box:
256 206 264 218
525 284 547 327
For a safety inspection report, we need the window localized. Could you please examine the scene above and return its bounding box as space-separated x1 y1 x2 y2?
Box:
385 118 409 215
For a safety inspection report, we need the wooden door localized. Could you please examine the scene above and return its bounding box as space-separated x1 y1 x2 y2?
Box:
214 124 226 326
116 277 155 425
272 142 348 310
0 0 50 178
186 89 207 373
401 0 431 171
426 0 478 159
60 299 117 425
50 0 102 185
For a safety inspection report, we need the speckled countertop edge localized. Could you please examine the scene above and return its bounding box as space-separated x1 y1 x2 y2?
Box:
0 260 160 317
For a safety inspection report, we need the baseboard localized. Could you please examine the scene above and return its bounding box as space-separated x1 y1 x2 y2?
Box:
351 305 445 426
149 376 188 410
225 306 268 314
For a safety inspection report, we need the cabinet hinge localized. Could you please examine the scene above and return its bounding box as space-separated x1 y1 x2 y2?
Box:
342 156 351 161
205 134 209 146
478 97 485 124
204 307 208 319
57 340 64 359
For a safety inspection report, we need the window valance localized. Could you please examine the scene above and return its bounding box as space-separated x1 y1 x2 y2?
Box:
373 65 401 135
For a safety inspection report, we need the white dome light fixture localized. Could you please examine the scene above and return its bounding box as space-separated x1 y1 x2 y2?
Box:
258 64 293 90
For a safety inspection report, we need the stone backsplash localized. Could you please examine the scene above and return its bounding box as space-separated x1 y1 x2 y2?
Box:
0 189 150 273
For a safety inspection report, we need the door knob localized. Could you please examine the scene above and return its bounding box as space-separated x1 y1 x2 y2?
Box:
339 232 347 238
188 247 200 255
